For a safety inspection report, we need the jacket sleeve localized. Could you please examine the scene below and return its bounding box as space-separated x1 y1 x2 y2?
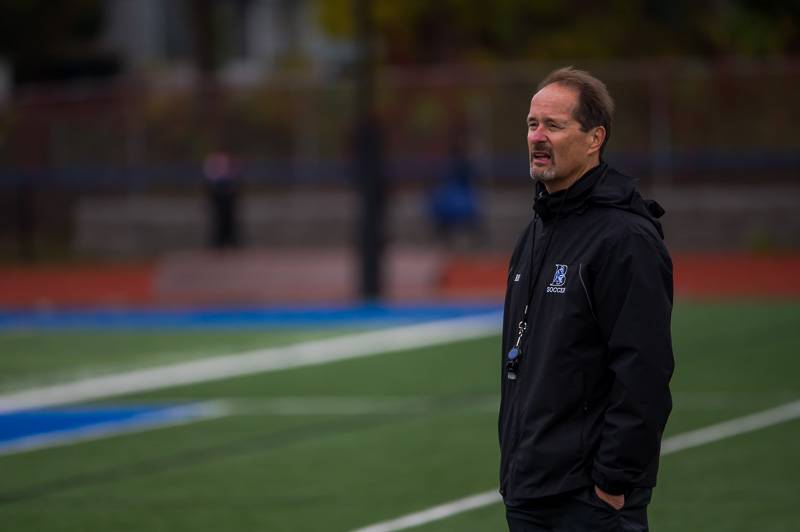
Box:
590 228 674 495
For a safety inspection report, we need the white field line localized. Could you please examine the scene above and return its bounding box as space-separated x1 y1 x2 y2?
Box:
352 491 503 532
0 313 501 414
349 398 800 532
659 399 800 454
0 401 228 457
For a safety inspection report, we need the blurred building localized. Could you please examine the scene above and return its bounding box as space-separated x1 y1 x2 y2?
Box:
0 0 798 278
102 0 353 83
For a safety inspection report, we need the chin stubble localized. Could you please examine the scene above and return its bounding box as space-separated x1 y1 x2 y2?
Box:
529 153 556 182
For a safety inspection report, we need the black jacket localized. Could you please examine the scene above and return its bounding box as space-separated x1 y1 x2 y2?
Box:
498 162 674 504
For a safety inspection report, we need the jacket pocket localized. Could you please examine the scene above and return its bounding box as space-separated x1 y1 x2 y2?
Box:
589 485 622 513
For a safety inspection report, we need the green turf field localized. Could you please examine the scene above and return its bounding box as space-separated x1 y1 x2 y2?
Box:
1 302 799 531
0 328 363 393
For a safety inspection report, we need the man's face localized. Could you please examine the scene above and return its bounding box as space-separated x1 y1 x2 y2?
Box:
527 83 600 191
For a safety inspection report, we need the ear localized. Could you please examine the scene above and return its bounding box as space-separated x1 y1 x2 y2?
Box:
587 126 606 156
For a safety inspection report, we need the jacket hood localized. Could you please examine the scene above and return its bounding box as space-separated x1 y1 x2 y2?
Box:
533 162 666 238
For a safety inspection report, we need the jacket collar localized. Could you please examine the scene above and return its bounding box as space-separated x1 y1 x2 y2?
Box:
532 161 666 238
533 162 607 222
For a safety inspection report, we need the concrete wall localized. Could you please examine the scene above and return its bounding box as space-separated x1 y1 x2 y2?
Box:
74 186 800 257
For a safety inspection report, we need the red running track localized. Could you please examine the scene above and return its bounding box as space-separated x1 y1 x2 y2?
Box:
1 254 798 308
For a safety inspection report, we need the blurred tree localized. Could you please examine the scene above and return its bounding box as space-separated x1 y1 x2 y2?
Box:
188 0 218 74
701 0 800 56
316 0 800 63
0 0 114 84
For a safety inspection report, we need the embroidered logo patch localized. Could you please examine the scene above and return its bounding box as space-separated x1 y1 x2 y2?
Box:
546 264 568 293
551 264 568 286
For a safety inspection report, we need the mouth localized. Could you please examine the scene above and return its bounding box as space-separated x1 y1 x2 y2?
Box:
531 151 553 166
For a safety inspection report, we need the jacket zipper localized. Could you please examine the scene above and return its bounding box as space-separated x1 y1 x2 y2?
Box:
580 370 589 455
501 377 522 496
503 221 547 496
502 240 531 496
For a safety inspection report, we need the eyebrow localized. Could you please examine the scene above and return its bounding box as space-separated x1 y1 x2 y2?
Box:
527 116 567 126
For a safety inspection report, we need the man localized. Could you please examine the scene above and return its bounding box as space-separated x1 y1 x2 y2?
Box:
498 67 674 532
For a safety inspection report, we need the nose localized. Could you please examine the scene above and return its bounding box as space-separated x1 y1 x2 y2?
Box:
528 124 547 144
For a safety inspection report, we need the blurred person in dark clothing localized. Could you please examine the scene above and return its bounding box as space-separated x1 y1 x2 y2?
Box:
204 150 240 248
498 67 674 532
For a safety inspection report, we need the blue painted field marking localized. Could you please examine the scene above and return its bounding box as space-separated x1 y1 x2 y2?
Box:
0 402 226 457
0 303 502 330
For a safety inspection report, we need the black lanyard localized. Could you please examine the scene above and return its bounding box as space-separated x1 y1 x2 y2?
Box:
506 189 569 380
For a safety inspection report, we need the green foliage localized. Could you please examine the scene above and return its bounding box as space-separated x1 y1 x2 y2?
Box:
315 0 800 63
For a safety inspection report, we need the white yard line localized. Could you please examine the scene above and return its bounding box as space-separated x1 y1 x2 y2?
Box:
352 492 503 532
349 398 800 532
0 401 228 457
0 313 501 414
659 399 800 454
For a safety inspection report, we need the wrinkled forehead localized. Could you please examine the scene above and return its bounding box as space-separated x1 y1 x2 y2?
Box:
528 83 579 120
